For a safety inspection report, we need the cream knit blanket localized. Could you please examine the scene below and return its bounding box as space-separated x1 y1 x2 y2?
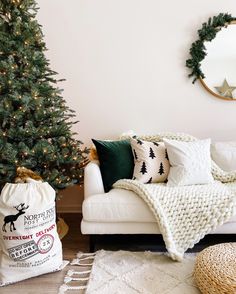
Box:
114 132 236 261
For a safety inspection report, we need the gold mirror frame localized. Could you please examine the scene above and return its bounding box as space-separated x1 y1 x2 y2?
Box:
200 20 236 101
199 77 234 101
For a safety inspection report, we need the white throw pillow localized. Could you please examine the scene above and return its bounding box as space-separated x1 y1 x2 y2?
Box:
131 138 170 183
211 141 236 171
163 138 214 186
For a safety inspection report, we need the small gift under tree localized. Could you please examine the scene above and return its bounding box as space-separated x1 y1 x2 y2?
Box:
0 0 88 191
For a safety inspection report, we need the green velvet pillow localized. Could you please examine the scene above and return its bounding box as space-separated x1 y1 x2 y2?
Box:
92 139 134 192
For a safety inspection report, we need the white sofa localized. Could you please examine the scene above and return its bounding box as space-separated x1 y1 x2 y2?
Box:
81 160 236 236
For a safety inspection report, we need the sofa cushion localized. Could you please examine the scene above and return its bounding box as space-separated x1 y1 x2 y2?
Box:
82 188 156 222
164 138 214 186
131 138 170 183
81 219 236 235
211 141 236 172
81 221 162 234
92 139 134 192
82 187 236 224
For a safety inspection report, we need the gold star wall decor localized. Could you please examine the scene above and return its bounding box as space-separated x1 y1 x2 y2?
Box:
215 79 236 99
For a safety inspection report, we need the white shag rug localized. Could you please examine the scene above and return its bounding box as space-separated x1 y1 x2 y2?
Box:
87 250 200 294
59 250 201 294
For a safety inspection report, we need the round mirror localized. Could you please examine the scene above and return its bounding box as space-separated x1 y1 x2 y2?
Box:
186 14 236 101
200 21 236 100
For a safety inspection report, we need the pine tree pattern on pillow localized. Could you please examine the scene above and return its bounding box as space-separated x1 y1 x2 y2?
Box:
131 138 170 183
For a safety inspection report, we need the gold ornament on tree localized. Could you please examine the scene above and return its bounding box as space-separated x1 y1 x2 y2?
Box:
215 79 236 99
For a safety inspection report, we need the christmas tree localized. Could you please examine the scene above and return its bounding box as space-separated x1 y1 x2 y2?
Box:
140 162 147 175
133 149 138 160
165 149 169 160
149 147 155 159
158 162 164 175
146 177 152 184
0 0 88 191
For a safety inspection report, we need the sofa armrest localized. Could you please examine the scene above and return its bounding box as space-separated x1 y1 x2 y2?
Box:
84 161 105 198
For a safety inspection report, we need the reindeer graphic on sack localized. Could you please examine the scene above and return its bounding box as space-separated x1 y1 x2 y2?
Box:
0 168 63 286
2 203 29 233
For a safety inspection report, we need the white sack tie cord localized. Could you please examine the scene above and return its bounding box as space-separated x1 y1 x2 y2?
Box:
116 133 236 261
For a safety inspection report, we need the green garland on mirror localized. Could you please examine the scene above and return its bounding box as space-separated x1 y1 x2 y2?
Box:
186 13 236 83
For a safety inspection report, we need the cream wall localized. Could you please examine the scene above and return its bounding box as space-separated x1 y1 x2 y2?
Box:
36 1 236 212
36 0 236 146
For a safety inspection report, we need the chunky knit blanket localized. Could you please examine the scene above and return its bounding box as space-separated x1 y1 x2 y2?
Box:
115 132 236 261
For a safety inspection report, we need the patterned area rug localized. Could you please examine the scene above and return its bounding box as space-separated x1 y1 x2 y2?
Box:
59 250 201 294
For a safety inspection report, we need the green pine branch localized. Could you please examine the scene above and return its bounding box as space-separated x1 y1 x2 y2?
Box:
186 13 236 83
0 0 89 192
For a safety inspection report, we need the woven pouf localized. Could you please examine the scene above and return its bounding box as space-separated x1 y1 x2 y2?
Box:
194 243 236 294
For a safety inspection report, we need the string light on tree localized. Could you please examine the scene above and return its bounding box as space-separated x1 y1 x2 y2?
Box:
0 0 88 192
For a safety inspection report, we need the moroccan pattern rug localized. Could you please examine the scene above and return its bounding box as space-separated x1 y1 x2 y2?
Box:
59 250 201 294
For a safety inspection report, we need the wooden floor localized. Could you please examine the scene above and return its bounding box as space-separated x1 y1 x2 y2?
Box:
1 213 89 294
1 213 236 293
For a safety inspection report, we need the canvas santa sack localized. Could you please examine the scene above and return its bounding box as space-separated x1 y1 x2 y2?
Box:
0 182 63 286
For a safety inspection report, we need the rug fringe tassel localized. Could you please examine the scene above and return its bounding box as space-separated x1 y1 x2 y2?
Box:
58 284 87 294
71 254 95 266
67 269 91 276
64 276 90 283
58 253 95 294
76 252 96 258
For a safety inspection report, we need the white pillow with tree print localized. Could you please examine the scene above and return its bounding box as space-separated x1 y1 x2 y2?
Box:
131 138 170 183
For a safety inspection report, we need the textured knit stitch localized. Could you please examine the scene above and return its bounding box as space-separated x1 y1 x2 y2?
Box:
116 132 236 261
113 180 236 261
